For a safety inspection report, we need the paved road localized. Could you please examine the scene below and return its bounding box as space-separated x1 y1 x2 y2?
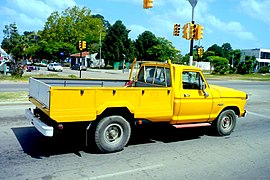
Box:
0 81 269 179
0 67 130 92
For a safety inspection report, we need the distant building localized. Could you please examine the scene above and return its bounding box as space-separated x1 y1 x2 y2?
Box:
70 52 105 68
241 48 270 71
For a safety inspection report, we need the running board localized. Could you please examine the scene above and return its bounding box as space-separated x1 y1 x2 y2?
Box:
173 123 211 129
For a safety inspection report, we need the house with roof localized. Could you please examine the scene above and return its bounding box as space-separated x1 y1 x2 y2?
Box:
70 52 105 68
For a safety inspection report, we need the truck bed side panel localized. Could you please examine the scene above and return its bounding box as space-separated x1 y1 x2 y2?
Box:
48 87 173 123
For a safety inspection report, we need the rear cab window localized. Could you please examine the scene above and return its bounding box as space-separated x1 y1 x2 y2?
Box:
136 65 171 87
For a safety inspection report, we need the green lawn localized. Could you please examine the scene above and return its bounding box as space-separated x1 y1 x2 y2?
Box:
0 91 28 102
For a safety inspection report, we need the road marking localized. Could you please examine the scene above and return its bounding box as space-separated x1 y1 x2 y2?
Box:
87 164 164 180
248 111 270 119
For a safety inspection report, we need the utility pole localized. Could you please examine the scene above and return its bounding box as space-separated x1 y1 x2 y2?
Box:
97 25 102 68
99 29 102 68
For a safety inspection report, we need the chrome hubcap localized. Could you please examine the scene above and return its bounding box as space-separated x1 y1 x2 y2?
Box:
222 116 231 129
104 123 123 143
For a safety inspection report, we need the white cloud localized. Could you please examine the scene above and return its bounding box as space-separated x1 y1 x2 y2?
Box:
206 14 256 41
128 24 146 39
0 0 78 36
240 0 270 24
8 0 53 19
45 0 76 9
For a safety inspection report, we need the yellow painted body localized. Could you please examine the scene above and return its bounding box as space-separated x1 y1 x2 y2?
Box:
29 62 247 124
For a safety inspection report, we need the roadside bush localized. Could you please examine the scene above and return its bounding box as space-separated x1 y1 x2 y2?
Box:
209 56 229 75
258 66 269 73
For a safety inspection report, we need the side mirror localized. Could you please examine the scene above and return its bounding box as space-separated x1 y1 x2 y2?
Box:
200 83 209 98
200 83 205 91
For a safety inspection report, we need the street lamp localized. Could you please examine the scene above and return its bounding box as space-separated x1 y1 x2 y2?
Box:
188 0 198 66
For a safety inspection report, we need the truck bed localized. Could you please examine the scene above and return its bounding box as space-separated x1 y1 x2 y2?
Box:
29 77 129 109
28 77 173 123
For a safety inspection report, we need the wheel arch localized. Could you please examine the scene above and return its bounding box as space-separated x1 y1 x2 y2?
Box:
221 106 240 116
97 107 134 124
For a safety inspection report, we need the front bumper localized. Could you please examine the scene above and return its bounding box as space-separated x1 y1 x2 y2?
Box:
242 110 248 117
25 108 54 137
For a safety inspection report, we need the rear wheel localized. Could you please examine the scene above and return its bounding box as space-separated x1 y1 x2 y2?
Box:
94 115 131 153
212 109 236 136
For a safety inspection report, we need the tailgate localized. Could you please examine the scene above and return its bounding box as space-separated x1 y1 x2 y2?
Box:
29 77 51 109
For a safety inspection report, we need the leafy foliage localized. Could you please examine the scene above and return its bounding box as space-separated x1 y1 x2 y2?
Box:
209 56 229 75
102 20 134 66
237 56 257 74
1 6 260 75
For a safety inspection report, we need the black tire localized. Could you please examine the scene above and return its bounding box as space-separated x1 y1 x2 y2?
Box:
94 115 131 153
212 109 237 136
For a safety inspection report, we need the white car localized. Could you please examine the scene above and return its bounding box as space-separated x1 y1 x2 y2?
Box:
47 63 63 72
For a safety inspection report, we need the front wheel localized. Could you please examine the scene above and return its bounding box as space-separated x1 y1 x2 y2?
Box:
94 115 131 153
212 109 237 136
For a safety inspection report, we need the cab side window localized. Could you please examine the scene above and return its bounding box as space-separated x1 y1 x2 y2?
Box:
182 71 205 89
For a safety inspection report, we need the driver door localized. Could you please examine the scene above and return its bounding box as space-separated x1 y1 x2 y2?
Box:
177 71 213 123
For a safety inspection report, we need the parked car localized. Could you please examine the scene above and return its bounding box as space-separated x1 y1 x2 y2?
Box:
71 64 87 71
26 65 39 72
47 63 63 72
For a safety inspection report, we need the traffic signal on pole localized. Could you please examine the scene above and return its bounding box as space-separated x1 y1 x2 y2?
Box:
189 23 197 39
143 0 153 9
195 25 204 40
79 41 82 51
173 24 180 36
182 23 190 40
82 41 86 49
198 47 204 58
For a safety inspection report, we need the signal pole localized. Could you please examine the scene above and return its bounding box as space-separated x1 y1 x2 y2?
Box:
188 0 198 66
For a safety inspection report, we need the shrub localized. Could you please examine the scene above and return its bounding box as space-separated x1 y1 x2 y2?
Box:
258 66 269 73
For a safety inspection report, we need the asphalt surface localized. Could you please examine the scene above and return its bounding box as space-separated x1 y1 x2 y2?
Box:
0 89 269 179
0 70 269 179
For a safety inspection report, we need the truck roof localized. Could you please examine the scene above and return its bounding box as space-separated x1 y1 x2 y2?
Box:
140 61 202 71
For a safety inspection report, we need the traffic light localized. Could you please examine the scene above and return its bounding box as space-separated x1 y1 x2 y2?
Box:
173 24 180 36
189 23 197 39
78 41 82 51
195 25 204 40
143 0 153 9
82 41 87 49
182 23 190 40
198 47 204 58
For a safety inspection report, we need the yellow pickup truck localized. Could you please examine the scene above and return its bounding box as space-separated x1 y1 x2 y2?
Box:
25 60 248 153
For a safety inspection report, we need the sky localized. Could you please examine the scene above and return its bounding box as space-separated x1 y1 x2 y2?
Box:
0 0 269 54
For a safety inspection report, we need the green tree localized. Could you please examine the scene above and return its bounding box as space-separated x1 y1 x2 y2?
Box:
207 44 224 57
135 31 158 61
209 56 229 74
102 20 133 66
203 51 215 62
1 23 20 55
221 42 232 60
228 49 241 74
147 37 181 62
237 56 256 74
41 6 105 60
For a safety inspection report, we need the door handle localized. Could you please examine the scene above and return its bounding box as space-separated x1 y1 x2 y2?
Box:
184 93 190 97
